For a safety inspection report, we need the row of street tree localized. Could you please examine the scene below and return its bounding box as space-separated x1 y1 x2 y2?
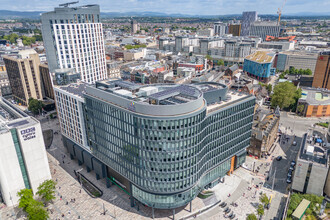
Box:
17 179 56 220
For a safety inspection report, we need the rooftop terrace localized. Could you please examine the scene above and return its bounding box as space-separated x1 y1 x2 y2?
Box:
245 51 275 63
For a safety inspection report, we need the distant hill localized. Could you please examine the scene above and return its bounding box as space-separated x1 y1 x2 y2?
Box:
0 10 44 19
0 10 329 20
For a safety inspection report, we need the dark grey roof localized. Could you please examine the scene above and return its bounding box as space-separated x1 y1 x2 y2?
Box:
59 83 87 98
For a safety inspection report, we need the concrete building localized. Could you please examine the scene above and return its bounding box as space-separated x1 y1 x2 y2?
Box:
39 63 54 100
296 88 330 117
107 61 121 78
276 51 318 74
124 49 146 61
0 97 51 206
292 129 329 196
58 79 255 210
258 41 295 51
243 51 276 82
312 51 330 90
214 22 227 36
241 11 258 36
228 24 241 36
131 20 139 34
41 4 107 84
249 21 280 40
3 50 43 106
197 28 214 37
248 108 280 157
0 71 9 97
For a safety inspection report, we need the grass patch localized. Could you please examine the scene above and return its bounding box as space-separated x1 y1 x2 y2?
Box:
315 122 329 128
286 193 323 220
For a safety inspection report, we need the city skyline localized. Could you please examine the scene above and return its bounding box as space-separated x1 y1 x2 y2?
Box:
0 0 329 16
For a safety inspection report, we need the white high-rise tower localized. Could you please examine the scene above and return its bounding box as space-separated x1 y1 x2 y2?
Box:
41 3 107 84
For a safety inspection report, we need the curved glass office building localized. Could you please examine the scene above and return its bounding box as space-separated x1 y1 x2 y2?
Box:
81 80 255 209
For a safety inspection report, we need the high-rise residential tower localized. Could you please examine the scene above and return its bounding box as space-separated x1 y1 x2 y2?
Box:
241 11 258 36
312 51 330 89
41 4 107 84
213 22 227 36
3 49 44 106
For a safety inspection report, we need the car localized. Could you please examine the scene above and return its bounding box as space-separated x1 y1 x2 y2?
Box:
229 214 236 219
287 176 292 184
292 141 297 146
220 202 227 208
289 166 294 171
228 212 234 218
291 161 296 167
287 169 293 177
276 156 282 161
224 208 231 214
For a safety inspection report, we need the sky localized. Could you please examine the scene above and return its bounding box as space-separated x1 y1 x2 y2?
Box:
1 0 329 15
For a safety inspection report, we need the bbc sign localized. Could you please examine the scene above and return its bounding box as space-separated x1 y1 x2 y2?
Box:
20 127 36 141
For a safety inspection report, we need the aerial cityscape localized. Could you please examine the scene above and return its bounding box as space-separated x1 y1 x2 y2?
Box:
0 1 329 220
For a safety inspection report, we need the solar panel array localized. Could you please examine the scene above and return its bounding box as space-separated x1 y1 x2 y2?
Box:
149 85 199 100
7 119 29 128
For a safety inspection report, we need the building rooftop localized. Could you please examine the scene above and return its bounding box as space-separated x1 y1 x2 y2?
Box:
57 82 87 98
245 50 275 63
95 79 203 106
299 88 330 106
206 90 251 113
299 129 329 166
0 97 37 134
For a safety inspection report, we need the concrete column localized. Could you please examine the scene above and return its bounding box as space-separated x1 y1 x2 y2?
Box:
190 201 192 212
173 209 175 220
78 160 82 166
106 178 111 188
130 197 135 207
86 166 91 172
152 207 154 219
96 173 100 180
70 154 74 160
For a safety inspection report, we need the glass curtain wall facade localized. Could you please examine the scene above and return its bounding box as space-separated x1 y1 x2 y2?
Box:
85 93 255 209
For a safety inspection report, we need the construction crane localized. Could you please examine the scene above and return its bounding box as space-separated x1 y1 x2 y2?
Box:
277 0 287 25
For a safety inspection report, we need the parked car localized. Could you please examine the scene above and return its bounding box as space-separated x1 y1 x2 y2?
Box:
229 214 236 219
228 212 234 218
289 166 294 171
276 156 282 161
292 141 297 146
291 161 296 167
287 176 292 184
224 208 231 214
287 169 293 177
220 202 227 208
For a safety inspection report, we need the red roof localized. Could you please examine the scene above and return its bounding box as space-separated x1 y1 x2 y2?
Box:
265 35 297 43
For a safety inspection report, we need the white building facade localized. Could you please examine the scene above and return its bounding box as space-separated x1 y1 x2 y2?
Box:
41 4 108 84
53 83 89 150
0 97 51 206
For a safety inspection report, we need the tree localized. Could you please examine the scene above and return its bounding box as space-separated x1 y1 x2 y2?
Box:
297 104 305 114
28 98 43 115
37 179 57 203
246 213 258 220
25 199 49 220
257 204 264 217
260 193 270 207
266 84 272 93
271 82 300 110
217 59 224 66
17 189 34 211
205 55 212 61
